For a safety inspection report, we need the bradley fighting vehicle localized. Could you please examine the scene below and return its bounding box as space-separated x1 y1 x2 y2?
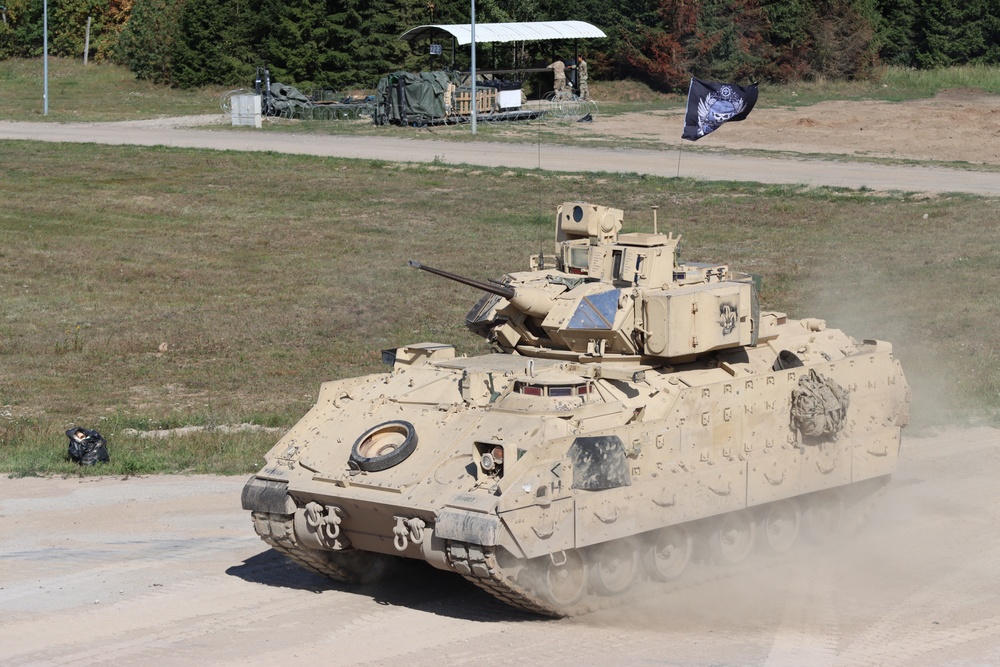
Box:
242 202 910 616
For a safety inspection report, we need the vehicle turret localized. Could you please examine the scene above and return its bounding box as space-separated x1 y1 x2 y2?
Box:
413 202 760 364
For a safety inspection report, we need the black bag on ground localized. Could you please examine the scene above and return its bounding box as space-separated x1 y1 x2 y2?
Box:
66 428 110 465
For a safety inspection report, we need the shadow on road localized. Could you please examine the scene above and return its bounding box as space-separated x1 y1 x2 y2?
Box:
226 548 544 623
225 549 336 593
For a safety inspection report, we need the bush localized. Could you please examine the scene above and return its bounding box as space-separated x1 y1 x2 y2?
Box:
115 0 182 84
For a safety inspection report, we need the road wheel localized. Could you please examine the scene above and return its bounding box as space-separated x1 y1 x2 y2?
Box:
590 538 640 595
759 499 801 554
709 510 756 566
544 549 588 608
643 525 693 581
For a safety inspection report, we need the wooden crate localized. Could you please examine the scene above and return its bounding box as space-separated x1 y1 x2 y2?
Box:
453 88 496 115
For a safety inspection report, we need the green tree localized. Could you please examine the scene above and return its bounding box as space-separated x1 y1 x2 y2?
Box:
170 0 255 87
691 0 773 81
873 0 918 66
50 0 135 61
355 0 418 84
394 0 441 73
251 0 358 89
115 0 182 83
0 0 44 58
251 0 434 90
913 0 1000 68
759 0 814 80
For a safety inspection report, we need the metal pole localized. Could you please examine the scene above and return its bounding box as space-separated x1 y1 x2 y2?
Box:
43 0 48 115
470 0 476 135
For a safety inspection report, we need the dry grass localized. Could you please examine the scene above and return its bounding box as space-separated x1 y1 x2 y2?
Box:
1 143 997 474
0 57 224 121
2 59 998 475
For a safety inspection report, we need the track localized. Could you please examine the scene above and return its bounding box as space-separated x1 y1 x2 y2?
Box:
443 482 887 617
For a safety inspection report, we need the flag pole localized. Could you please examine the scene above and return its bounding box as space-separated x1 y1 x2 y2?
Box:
677 76 696 178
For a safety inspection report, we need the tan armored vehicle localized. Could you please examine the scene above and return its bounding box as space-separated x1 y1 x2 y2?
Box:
243 202 910 615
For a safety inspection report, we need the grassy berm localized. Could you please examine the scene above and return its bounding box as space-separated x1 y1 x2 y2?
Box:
1 140 997 476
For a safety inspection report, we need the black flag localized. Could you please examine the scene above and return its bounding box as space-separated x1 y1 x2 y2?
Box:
681 78 758 141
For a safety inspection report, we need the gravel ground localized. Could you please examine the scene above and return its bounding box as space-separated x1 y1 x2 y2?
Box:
2 428 999 666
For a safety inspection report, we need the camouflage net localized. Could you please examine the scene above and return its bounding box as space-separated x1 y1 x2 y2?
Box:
791 369 850 438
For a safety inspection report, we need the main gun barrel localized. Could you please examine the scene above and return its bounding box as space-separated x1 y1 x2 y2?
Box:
408 260 516 300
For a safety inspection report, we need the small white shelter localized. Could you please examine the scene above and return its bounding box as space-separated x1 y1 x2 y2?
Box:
399 21 606 45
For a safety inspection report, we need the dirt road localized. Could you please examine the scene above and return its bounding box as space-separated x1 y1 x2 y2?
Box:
3 427 999 666
592 90 1000 166
2 91 1000 196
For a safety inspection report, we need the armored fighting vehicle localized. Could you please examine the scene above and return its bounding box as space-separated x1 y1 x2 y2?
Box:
243 202 910 616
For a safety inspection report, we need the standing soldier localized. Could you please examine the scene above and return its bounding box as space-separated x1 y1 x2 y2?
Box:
576 55 589 100
547 58 567 93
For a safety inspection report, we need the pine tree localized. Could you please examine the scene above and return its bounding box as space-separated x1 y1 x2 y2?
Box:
914 0 1000 68
873 0 919 66
171 0 255 88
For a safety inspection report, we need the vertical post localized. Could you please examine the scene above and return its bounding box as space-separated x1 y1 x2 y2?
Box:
470 0 476 135
84 16 92 65
43 0 48 115
573 40 579 96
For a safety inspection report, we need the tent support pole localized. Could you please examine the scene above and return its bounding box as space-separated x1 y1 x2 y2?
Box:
471 0 477 134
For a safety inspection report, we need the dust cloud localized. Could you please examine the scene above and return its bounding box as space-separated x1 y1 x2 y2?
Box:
574 427 1000 666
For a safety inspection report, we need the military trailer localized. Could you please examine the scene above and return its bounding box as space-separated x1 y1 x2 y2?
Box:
242 202 910 615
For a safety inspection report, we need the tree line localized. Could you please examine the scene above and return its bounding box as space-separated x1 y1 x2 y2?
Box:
1 0 997 92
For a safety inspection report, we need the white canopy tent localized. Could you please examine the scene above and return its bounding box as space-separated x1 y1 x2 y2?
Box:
399 20 606 45
399 20 605 133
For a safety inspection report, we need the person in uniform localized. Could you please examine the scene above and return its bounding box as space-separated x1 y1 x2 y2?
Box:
576 55 589 100
547 58 567 93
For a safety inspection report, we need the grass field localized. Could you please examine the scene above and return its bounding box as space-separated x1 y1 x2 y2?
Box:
0 58 224 121
2 59 999 476
1 139 998 476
